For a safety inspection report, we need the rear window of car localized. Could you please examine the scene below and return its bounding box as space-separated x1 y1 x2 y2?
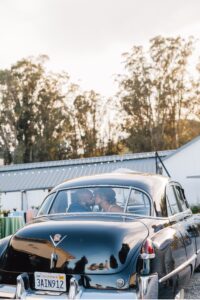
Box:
126 189 150 215
37 193 56 216
37 186 151 216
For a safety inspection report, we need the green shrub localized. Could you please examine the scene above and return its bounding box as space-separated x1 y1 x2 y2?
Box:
191 205 200 214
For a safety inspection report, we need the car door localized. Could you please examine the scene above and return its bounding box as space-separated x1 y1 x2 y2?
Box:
165 183 188 268
192 214 200 267
166 183 196 271
174 183 200 267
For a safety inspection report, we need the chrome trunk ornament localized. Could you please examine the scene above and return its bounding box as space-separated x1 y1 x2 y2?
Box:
49 234 67 269
50 234 67 247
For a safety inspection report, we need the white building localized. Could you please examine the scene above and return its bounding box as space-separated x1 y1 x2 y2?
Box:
163 135 200 206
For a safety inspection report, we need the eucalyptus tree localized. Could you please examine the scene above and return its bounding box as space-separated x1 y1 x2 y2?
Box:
117 36 195 152
70 90 103 157
0 56 73 163
150 36 194 149
117 45 154 152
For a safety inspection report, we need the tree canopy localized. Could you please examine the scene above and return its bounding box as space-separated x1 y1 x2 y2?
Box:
117 36 200 152
0 56 117 163
1 36 200 164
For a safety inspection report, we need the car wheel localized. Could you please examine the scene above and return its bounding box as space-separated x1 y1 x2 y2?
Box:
174 288 184 300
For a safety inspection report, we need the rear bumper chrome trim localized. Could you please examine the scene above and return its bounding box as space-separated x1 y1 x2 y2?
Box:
0 273 159 299
0 286 138 299
0 284 16 299
137 273 158 299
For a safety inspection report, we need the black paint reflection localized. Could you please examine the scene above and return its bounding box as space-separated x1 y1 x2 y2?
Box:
63 256 91 288
64 256 88 274
110 255 118 269
118 243 130 264
74 256 88 273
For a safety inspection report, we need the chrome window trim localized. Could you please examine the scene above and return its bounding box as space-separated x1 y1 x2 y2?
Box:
124 188 132 213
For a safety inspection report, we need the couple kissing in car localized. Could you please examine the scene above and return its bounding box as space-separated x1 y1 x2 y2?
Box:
68 188 123 213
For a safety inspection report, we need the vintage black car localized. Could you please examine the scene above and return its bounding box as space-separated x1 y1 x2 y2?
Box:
0 171 200 299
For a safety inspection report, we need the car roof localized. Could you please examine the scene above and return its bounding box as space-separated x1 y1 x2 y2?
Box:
51 172 169 199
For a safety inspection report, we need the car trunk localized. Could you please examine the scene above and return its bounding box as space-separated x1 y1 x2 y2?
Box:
0 216 148 286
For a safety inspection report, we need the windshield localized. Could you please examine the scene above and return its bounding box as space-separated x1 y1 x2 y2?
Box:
37 186 150 216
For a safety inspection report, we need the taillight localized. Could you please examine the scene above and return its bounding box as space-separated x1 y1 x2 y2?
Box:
140 238 155 259
140 239 155 275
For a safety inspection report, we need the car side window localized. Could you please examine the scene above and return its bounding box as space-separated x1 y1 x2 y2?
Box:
174 185 188 211
37 193 56 216
166 185 181 216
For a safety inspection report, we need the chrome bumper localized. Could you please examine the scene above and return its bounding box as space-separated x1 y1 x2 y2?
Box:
0 273 158 299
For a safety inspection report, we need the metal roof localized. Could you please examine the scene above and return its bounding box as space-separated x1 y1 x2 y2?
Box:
0 150 174 192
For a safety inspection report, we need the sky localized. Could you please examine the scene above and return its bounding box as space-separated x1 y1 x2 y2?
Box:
1 0 200 97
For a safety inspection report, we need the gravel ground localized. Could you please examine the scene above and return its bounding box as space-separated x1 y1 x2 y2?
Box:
185 271 200 299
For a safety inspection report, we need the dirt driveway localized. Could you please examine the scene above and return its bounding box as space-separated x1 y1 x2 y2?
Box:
185 271 200 299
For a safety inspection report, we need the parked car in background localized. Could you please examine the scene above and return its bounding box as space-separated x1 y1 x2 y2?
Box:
0 172 199 299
